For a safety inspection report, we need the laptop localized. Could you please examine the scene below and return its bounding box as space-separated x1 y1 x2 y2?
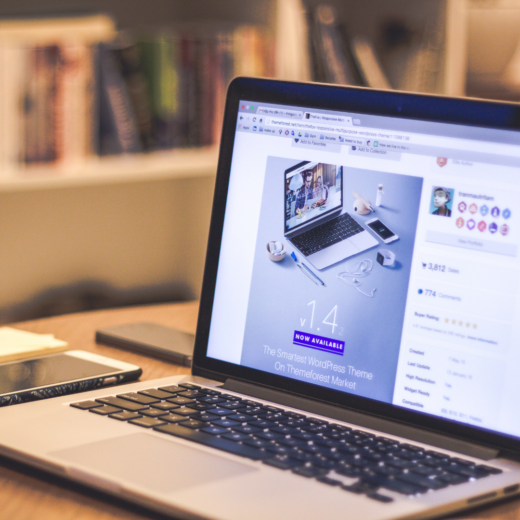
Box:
1 78 520 520
284 160 378 270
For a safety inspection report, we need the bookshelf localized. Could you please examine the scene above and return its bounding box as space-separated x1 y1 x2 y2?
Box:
0 1 276 322
0 0 483 321
0 147 218 192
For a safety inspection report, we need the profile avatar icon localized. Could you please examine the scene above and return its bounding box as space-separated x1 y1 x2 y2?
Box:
431 187 453 217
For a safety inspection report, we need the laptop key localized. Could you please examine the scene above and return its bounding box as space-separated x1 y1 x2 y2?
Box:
263 455 302 470
177 390 205 399
435 472 469 485
476 464 503 475
367 493 394 503
362 475 427 495
140 408 169 418
117 393 159 405
397 473 448 490
154 423 271 460
70 400 103 410
167 396 195 406
212 418 241 428
222 432 252 442
186 402 216 411
317 476 343 486
171 406 199 416
109 411 142 421
226 412 255 422
446 464 489 479
232 424 262 434
163 413 192 423
138 389 173 400
129 417 167 428
90 405 122 415
292 465 328 478
151 401 180 411
96 397 149 412
201 426 230 435
198 396 226 404
158 385 185 394
220 401 246 410
178 419 205 429
177 383 201 390
198 388 221 396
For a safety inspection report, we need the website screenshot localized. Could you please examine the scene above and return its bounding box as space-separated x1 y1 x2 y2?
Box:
207 100 520 439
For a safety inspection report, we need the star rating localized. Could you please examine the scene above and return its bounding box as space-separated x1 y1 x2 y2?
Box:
444 318 477 329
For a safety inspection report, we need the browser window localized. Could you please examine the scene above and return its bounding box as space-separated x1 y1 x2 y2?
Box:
208 99 520 439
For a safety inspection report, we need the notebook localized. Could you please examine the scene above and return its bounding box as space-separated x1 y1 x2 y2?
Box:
1 78 520 520
284 160 378 269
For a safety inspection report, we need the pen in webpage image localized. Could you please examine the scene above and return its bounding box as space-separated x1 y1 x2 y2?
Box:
290 252 325 286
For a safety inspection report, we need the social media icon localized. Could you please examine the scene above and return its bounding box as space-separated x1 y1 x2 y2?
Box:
489 222 498 234
469 203 478 214
458 201 467 213
503 208 511 219
500 224 510 236
491 206 500 218
285 130 289 135
478 221 487 232
480 205 489 216
456 217 464 228
467 219 476 230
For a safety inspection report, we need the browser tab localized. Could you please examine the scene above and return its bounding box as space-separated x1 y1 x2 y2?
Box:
304 112 352 125
258 107 303 119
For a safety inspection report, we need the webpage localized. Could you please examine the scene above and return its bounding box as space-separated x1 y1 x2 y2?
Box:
207 100 520 439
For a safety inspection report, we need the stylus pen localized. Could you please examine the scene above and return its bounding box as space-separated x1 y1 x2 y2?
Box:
301 262 325 286
291 251 323 286
296 263 319 285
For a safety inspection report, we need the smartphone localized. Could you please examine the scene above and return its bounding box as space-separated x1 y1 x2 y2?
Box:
366 218 399 244
0 350 142 407
95 322 194 366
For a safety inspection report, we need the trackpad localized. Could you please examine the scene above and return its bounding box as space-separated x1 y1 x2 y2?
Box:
51 433 256 494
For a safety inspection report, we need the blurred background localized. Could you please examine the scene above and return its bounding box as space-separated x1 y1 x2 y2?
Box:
1 0 519 323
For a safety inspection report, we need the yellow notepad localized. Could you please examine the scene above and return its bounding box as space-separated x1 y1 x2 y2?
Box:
0 327 68 363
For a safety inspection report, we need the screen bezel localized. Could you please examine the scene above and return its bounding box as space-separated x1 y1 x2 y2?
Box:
193 77 520 454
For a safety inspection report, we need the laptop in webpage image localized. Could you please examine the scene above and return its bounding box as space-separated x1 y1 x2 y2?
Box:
284 160 378 270
0 78 520 520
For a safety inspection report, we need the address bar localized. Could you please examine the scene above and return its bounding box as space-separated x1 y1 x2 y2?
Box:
265 117 360 137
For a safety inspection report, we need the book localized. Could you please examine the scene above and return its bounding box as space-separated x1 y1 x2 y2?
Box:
351 36 391 90
0 327 68 363
97 42 141 155
311 5 358 86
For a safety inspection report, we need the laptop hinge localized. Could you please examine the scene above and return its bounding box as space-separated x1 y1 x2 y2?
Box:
222 379 499 461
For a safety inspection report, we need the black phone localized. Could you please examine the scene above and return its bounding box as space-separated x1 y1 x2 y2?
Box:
0 350 142 406
95 322 194 366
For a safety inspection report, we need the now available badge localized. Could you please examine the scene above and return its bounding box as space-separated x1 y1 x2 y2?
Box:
293 330 345 356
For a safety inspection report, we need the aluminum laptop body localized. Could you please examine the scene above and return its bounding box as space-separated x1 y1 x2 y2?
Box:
284 160 378 270
2 78 520 520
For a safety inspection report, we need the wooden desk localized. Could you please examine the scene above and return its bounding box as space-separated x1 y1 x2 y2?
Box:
1 301 520 520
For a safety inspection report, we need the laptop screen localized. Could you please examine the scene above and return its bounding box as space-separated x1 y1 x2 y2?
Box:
285 161 343 233
203 83 520 445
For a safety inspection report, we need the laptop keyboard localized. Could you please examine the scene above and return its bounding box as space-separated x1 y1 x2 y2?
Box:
290 213 364 257
71 383 503 503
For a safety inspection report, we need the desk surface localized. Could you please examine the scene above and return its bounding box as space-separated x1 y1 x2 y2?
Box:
2 301 520 520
